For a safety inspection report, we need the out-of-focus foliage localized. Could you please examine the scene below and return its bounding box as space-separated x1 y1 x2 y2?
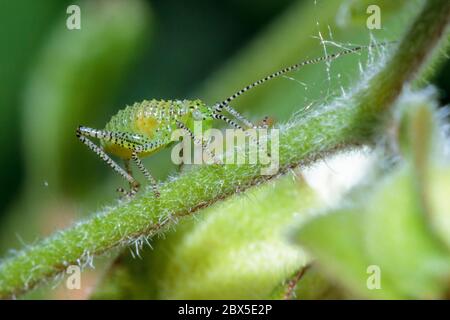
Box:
0 0 152 256
336 0 408 27
0 1 65 215
292 89 450 299
23 0 151 195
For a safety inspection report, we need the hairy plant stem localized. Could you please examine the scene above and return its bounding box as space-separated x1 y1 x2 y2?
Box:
0 0 449 298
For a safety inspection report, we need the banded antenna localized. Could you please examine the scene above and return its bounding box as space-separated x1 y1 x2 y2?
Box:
212 41 395 128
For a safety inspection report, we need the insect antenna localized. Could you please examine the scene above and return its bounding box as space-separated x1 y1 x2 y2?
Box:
212 42 395 124
212 113 245 130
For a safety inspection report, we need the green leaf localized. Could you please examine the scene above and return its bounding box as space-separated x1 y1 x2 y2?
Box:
364 169 450 298
292 89 450 299
428 168 450 249
292 206 402 299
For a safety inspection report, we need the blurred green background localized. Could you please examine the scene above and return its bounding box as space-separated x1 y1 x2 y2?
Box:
0 0 448 298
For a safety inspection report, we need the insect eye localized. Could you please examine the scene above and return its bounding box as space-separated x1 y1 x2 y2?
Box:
192 109 203 121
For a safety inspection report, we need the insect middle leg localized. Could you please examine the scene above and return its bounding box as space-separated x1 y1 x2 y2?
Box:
131 150 160 197
125 138 168 197
176 121 222 164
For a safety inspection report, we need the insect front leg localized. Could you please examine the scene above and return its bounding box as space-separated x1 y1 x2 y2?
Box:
176 121 223 165
76 126 140 198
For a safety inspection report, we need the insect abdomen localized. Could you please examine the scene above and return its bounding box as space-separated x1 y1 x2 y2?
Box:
105 99 183 135
101 99 190 158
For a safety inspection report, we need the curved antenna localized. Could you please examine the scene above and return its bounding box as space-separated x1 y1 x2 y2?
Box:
213 42 394 115
212 113 244 130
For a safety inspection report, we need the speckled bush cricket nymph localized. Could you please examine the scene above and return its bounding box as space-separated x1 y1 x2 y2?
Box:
76 44 372 197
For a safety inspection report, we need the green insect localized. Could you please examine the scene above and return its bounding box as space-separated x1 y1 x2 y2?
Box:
76 44 372 197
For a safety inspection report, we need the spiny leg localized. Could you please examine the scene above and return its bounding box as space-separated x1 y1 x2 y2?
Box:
176 121 222 164
222 104 256 129
76 127 140 197
116 140 164 198
131 151 160 197
78 126 145 150
211 113 271 156
211 45 382 133
212 44 378 114
214 102 271 130
117 159 140 197
116 185 140 198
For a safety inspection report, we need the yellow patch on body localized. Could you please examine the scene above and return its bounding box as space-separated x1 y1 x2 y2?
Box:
103 113 166 159
103 144 134 159
135 114 159 138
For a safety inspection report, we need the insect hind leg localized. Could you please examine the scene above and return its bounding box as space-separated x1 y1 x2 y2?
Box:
131 151 160 197
76 126 140 198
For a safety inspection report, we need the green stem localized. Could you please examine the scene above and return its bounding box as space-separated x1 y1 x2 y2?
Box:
356 0 450 115
0 0 449 299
